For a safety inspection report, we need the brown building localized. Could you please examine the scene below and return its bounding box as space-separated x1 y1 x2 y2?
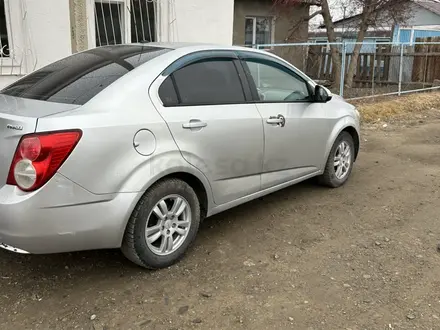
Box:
233 0 315 68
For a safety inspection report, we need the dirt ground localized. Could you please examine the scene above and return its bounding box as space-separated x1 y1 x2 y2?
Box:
2 114 440 330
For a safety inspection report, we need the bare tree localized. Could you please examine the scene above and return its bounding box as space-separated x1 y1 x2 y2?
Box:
343 0 412 87
273 0 412 90
272 0 342 88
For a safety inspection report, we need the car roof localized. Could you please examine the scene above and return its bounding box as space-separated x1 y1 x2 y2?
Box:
91 42 277 61
101 42 313 87
121 42 260 53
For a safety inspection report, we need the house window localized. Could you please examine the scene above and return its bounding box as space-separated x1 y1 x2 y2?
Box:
0 0 9 57
94 0 156 47
245 17 273 48
95 1 124 46
130 0 156 43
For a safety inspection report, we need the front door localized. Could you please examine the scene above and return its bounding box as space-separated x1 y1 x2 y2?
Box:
239 52 332 190
150 52 264 205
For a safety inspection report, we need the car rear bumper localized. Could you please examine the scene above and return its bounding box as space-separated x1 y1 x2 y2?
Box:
0 242 30 254
0 174 139 254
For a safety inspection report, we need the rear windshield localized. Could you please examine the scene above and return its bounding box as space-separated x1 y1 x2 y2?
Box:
1 45 171 105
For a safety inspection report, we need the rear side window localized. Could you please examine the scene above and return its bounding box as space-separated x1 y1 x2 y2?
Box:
1 45 171 105
159 59 246 106
158 76 179 107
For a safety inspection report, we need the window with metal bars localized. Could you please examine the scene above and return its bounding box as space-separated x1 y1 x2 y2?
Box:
95 0 156 47
130 0 156 43
0 0 9 57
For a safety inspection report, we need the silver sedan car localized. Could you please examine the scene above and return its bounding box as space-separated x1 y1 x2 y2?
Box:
0 43 360 269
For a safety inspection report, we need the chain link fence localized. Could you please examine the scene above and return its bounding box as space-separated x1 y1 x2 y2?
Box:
255 39 440 100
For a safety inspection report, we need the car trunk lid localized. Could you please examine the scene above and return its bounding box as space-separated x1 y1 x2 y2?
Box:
0 94 80 189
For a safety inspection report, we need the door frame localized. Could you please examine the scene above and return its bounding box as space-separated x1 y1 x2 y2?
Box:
154 50 254 106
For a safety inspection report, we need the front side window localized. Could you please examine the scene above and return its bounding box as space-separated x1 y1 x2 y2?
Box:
243 59 310 102
159 59 246 106
245 17 273 48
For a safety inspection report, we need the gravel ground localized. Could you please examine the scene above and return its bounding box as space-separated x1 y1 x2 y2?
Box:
1 118 440 330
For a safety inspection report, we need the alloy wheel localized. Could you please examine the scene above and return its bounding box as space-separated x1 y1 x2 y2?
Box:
145 195 192 256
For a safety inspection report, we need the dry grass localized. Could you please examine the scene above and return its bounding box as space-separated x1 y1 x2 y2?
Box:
351 92 440 123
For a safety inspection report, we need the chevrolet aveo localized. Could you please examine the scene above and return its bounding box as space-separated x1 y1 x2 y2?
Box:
0 43 360 269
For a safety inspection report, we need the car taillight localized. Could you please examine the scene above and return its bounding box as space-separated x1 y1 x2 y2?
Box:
6 130 82 192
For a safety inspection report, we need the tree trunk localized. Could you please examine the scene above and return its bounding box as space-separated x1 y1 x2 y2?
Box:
321 0 342 89
345 11 371 88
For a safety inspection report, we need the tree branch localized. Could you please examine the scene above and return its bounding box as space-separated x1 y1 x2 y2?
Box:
308 9 324 21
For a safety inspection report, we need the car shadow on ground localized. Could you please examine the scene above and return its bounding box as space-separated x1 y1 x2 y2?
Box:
0 178 328 281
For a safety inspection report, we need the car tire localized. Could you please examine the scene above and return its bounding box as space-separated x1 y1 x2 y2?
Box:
318 132 355 188
121 178 200 269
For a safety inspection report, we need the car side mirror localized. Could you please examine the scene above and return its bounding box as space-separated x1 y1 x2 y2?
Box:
314 85 332 103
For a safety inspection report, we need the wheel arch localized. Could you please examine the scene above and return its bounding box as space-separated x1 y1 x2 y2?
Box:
117 167 213 246
157 172 209 221
324 117 360 168
341 126 360 161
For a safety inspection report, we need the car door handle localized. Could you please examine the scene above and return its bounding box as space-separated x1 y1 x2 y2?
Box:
266 115 286 127
182 120 207 129
266 118 283 124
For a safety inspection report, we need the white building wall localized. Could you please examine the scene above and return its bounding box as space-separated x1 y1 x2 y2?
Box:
161 0 235 45
23 0 72 69
0 0 72 89
0 0 236 89
86 0 235 49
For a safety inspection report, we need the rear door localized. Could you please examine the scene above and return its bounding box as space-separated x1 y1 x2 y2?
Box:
150 51 264 205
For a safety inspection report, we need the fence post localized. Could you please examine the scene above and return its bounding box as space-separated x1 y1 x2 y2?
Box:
340 41 346 97
398 43 404 96
372 50 376 96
